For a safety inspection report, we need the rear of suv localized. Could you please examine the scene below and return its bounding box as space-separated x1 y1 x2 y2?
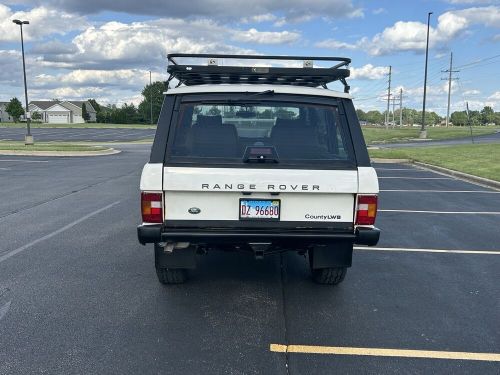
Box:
138 54 380 285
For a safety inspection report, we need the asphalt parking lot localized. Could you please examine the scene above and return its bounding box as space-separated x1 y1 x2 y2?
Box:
0 127 156 142
0 144 498 374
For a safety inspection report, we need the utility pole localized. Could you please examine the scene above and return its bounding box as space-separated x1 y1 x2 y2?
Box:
149 70 153 125
441 52 459 127
385 65 391 129
420 12 433 139
399 88 403 126
392 94 396 127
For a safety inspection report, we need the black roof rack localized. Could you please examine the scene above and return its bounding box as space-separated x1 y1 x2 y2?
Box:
167 53 352 93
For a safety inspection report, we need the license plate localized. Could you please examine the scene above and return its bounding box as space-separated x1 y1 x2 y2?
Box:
239 199 280 220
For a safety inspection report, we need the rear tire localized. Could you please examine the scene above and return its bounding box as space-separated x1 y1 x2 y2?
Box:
311 267 347 285
155 267 188 284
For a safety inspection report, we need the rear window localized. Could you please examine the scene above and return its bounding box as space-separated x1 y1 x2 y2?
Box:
166 98 354 167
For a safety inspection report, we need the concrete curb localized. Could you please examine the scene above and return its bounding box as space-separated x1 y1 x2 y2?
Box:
412 161 500 191
371 158 410 163
0 148 121 157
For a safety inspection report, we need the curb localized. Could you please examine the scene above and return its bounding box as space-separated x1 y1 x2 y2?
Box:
411 161 500 191
371 158 410 164
0 148 121 157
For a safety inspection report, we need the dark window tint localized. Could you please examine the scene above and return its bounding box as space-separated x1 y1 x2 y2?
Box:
168 101 352 165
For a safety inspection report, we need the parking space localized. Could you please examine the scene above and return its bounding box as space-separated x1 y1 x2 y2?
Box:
0 153 498 374
0 127 156 142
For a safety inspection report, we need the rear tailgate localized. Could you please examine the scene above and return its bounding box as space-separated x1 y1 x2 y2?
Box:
163 167 357 223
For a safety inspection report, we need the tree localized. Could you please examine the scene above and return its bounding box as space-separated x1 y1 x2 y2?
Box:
364 110 384 125
87 99 101 113
138 81 165 124
481 106 495 125
450 111 468 126
208 106 221 116
31 111 42 122
5 98 24 122
356 109 367 121
82 103 90 122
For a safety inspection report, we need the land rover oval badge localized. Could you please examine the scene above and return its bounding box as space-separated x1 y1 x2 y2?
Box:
188 207 201 214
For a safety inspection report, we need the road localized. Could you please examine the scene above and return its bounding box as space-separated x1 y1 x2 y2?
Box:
379 130 500 148
0 145 499 374
0 127 156 142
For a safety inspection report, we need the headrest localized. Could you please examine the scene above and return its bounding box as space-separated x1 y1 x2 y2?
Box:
197 115 222 126
275 118 302 128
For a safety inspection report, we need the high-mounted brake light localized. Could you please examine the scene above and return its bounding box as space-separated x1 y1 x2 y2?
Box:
356 195 378 225
141 192 163 223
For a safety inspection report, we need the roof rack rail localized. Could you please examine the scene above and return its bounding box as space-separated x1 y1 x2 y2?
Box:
166 53 352 93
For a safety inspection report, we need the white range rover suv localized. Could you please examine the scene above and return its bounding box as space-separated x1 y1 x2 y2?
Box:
138 54 380 285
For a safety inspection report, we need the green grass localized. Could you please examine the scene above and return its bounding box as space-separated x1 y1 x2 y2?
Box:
369 144 500 181
0 122 156 129
0 141 109 152
362 126 499 144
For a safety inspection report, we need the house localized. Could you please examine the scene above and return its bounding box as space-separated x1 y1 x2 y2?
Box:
28 100 97 124
0 102 14 122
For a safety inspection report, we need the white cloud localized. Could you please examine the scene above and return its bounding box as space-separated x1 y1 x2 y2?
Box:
0 4 88 42
17 0 363 22
36 19 263 70
316 6 500 56
232 28 300 44
350 64 389 80
240 13 277 23
447 0 496 4
315 39 358 50
463 89 481 95
372 8 386 15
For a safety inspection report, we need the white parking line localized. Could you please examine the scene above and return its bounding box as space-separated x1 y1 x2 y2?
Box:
354 246 500 255
378 177 453 180
0 201 120 264
0 168 11 170
270 344 500 362
379 209 500 215
380 189 500 194
0 159 48 163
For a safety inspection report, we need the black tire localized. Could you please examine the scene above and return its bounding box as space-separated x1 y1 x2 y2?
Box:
155 267 188 284
311 267 347 285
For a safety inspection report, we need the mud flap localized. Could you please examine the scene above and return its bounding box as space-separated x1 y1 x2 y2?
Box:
154 244 197 269
310 241 353 269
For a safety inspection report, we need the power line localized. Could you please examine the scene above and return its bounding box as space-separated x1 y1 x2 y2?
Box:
456 53 500 69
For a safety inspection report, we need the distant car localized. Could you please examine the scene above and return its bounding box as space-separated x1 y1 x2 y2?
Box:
138 54 380 285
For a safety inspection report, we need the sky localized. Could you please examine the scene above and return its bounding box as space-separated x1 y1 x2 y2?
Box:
0 0 499 115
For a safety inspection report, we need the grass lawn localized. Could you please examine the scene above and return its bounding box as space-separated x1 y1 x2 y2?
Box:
0 122 156 129
369 144 500 182
362 126 499 144
0 141 109 152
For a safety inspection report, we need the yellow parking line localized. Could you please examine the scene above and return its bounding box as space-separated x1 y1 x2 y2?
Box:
270 344 500 362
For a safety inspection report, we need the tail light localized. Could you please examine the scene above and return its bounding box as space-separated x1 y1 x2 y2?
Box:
141 192 163 223
356 195 378 225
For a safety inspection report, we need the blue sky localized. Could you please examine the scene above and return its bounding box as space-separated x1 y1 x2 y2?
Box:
0 0 499 115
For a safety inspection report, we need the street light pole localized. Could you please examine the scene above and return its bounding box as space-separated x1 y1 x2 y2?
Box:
149 70 153 125
12 19 33 145
420 12 433 139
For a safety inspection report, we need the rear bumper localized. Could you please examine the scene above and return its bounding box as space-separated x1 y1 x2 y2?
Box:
137 224 380 246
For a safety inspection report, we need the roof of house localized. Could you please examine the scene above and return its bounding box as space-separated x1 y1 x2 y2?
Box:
30 101 59 110
29 100 96 112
